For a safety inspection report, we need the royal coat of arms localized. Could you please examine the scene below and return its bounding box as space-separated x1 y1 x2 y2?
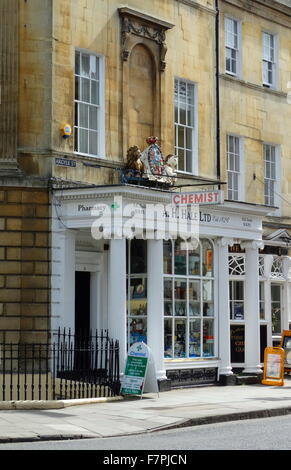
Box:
122 137 177 186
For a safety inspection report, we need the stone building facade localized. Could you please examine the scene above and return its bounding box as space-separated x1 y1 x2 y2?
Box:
1 0 291 386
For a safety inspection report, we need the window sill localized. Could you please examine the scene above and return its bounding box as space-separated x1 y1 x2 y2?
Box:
220 73 287 98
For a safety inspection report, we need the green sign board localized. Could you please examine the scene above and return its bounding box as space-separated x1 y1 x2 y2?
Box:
120 343 149 396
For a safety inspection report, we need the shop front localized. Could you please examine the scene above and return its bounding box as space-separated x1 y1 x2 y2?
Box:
51 184 277 388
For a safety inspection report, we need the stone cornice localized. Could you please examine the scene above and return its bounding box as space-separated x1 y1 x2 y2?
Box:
118 7 175 31
221 0 291 28
175 0 216 15
220 73 288 98
118 7 174 70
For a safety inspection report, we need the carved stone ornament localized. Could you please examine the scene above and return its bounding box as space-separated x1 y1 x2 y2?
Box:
122 137 177 186
119 7 174 71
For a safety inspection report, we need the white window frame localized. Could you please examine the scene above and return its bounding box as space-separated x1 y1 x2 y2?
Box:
227 135 244 202
225 16 242 78
174 77 198 175
163 239 216 360
264 143 280 213
262 31 278 89
74 49 105 158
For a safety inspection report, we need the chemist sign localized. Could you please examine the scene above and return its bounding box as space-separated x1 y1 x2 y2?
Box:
172 190 224 206
120 342 158 397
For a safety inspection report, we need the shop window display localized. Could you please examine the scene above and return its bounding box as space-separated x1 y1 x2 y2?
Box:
127 240 148 346
164 239 215 359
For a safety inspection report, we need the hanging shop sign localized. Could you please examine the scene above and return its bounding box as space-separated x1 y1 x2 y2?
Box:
172 190 224 206
280 330 291 373
262 347 285 386
120 342 158 398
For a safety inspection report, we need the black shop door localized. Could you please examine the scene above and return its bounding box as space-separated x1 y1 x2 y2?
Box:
75 271 91 338
75 271 91 370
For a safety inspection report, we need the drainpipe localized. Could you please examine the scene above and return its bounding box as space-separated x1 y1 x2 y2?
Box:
215 0 221 187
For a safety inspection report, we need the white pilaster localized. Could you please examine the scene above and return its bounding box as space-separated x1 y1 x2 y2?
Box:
242 241 264 374
108 238 127 372
51 228 76 333
217 237 233 377
147 239 167 381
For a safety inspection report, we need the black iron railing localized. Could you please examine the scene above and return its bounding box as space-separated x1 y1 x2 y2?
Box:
0 328 120 401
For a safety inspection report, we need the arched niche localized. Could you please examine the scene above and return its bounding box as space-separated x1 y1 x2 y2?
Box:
119 7 174 155
128 43 156 151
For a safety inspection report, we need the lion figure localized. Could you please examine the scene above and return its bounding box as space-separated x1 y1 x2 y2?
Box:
126 146 144 173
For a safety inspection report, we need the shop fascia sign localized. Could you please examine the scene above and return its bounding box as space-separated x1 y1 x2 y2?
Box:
172 190 224 206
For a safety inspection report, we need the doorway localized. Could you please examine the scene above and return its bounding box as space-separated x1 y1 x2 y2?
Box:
75 271 91 370
75 271 91 336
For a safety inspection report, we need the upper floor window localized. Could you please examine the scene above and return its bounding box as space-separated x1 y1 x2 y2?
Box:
174 78 197 174
227 135 243 201
264 144 279 207
262 32 276 88
74 50 104 157
225 17 241 76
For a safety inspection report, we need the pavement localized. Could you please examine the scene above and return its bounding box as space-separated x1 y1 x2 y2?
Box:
1 377 291 443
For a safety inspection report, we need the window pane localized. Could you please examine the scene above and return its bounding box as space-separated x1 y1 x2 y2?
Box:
90 55 99 80
164 319 173 358
75 51 80 75
179 102 186 125
177 148 185 172
189 244 200 275
174 240 187 275
81 53 90 77
91 80 99 105
75 76 80 101
189 281 200 317
79 128 88 154
202 240 213 276
186 150 192 173
79 103 89 128
174 319 186 358
163 240 172 274
89 107 98 130
81 78 90 103
185 127 192 150
203 280 214 316
189 319 201 357
175 280 187 300
203 319 214 356
178 126 184 147
164 279 173 301
89 131 98 155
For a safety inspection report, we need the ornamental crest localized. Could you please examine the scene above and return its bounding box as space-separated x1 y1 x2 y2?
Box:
121 137 177 186
141 137 165 178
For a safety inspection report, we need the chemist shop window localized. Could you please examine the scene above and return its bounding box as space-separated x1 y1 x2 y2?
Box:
163 239 215 359
126 239 147 347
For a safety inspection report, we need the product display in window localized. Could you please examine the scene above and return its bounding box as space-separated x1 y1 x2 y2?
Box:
163 239 215 360
130 318 147 345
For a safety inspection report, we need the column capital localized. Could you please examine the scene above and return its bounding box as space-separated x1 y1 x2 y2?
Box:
216 237 234 248
241 240 264 251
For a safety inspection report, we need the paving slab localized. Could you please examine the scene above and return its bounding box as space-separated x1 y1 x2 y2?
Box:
0 380 291 442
